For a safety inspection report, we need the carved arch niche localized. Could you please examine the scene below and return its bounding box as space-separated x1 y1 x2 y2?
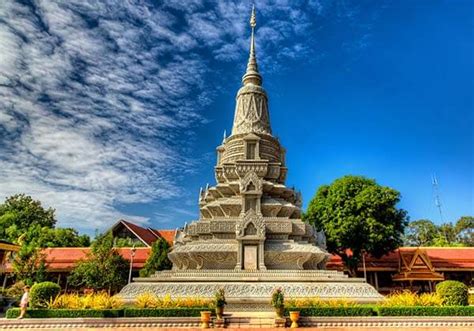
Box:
240 171 262 215
244 222 257 236
234 212 266 271
240 171 262 193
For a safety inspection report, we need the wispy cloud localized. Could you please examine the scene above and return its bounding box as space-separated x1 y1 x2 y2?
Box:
0 0 379 232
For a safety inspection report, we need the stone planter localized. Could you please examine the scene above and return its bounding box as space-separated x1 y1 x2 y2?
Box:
215 306 224 320
200 311 212 329
274 306 285 318
289 311 300 328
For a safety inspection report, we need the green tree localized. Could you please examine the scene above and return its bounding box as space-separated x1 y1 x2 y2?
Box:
455 216 474 246
403 219 438 246
68 232 128 293
0 194 56 242
0 194 90 284
304 175 408 276
431 222 461 247
113 237 145 248
35 227 90 247
403 216 473 247
139 238 172 277
11 235 47 285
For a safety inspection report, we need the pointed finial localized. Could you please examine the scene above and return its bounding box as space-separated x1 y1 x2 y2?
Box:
242 5 262 86
250 4 256 28
222 130 227 143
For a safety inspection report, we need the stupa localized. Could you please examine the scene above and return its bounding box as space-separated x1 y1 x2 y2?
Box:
120 7 382 309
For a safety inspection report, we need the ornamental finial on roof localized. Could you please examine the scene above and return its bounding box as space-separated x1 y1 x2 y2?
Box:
242 5 262 86
250 4 256 28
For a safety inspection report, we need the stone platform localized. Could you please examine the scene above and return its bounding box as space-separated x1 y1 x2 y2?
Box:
2 316 474 330
120 269 382 310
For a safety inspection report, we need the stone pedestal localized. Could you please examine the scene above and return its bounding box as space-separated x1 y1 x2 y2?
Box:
274 317 286 328
120 269 383 311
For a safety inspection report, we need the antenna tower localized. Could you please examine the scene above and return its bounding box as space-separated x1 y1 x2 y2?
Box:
431 174 444 223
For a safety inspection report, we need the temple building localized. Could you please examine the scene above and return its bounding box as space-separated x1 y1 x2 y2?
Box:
119 7 382 308
167 6 329 272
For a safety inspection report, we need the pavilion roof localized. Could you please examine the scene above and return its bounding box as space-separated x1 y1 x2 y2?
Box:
111 220 174 246
325 247 474 271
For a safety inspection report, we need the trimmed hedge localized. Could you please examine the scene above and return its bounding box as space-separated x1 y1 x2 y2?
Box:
436 280 469 306
7 305 474 318
375 306 474 316
123 307 211 317
286 306 375 317
30 282 61 308
6 307 212 318
6 308 123 319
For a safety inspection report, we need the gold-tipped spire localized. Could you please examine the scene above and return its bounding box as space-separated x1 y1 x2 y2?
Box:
242 5 262 86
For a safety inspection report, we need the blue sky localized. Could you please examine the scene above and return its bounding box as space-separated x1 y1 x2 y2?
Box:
0 0 472 234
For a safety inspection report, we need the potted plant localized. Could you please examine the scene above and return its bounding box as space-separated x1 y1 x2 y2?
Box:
214 288 227 320
271 288 285 318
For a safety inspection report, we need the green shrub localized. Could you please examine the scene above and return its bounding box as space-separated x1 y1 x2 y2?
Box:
382 291 443 307
123 308 210 317
286 297 358 308
271 288 284 308
6 308 123 318
214 288 227 308
30 282 61 308
48 293 123 309
436 280 468 306
6 307 210 318
133 293 212 308
5 281 26 299
376 306 474 316
286 306 375 316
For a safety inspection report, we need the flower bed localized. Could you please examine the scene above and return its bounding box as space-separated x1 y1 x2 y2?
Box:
123 307 210 317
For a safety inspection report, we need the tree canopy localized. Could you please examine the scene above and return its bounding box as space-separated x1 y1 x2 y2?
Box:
0 194 90 284
304 175 408 276
68 232 128 293
404 219 439 246
139 238 172 277
0 194 56 242
404 216 474 247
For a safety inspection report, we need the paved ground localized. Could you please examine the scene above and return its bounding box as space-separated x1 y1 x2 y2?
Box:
0 328 472 331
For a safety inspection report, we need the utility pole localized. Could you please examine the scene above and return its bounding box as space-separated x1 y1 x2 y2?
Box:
128 244 136 284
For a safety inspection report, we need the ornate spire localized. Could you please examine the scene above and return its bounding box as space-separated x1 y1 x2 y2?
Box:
242 5 262 86
231 5 271 136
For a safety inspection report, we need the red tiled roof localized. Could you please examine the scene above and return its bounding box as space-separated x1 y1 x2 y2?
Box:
155 230 175 245
4 247 151 272
326 247 474 271
5 246 474 273
118 220 159 246
114 220 175 246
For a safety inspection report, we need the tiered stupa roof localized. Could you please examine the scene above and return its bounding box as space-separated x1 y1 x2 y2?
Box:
168 6 329 271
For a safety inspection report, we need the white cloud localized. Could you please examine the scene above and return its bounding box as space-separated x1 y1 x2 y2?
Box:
0 0 373 232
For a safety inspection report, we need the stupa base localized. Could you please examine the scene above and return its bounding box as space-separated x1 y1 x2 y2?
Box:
119 269 383 310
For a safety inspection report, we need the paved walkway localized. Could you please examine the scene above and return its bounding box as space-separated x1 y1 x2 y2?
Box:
1 315 474 330
1 328 472 331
